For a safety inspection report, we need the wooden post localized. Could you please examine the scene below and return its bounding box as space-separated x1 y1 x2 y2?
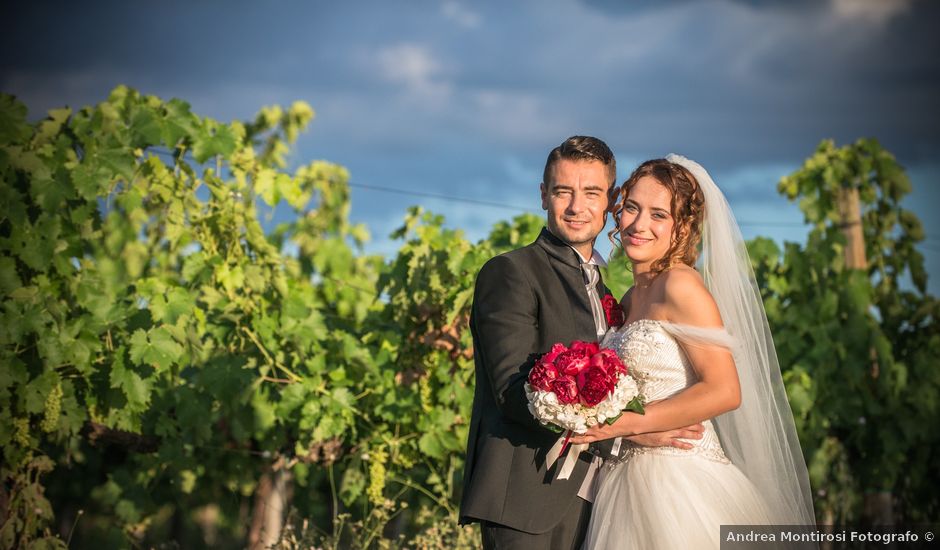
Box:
837 186 877 378
248 457 294 549
839 185 895 526
837 186 867 270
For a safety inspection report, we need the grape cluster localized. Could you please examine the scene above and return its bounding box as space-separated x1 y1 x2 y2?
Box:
41 382 63 434
367 445 388 506
419 376 433 414
13 417 30 448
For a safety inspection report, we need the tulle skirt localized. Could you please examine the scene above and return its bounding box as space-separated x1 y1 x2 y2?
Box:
583 452 773 549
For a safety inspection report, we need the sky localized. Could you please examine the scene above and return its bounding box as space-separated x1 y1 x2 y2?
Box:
3 0 939 293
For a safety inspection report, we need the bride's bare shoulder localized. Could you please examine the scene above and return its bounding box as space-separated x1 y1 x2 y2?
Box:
660 264 705 294
660 266 723 328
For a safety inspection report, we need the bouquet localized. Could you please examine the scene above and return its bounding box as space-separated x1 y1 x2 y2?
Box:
525 340 643 478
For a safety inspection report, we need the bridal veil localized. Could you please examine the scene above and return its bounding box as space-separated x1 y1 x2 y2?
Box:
666 154 816 525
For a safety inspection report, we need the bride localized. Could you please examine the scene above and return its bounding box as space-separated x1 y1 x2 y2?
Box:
570 155 815 548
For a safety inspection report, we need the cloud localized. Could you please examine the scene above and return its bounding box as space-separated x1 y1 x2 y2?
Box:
2 69 107 117
831 0 914 25
465 90 571 144
441 1 481 29
375 43 453 104
580 0 694 16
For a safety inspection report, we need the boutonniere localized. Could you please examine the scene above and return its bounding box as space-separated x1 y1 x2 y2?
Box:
601 294 625 328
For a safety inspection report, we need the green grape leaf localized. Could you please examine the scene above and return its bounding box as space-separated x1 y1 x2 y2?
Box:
22 370 58 414
129 327 183 370
0 94 32 143
192 121 238 163
147 327 184 370
0 256 22 294
151 287 195 325
418 431 444 459
339 463 366 506
161 98 196 147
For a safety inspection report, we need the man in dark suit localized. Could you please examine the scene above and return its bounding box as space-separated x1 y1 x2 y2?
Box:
459 136 703 550
459 136 616 550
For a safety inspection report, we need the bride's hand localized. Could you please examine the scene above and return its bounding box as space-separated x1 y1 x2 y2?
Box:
569 413 636 444
569 418 704 447
570 399 676 445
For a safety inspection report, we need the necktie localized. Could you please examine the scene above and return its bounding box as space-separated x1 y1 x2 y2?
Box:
580 263 608 337
580 262 623 470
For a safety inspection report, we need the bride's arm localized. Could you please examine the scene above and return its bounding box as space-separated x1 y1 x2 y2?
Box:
625 424 705 448
615 287 708 449
571 268 741 443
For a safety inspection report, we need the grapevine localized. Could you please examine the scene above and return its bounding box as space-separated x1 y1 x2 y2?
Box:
0 89 935 548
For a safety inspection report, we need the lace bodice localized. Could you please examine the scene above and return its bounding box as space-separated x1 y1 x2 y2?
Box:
603 319 730 464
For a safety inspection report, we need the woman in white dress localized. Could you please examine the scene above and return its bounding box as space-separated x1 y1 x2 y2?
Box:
570 155 815 549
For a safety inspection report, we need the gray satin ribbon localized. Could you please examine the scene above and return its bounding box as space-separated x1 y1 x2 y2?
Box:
580 263 608 337
580 262 622 462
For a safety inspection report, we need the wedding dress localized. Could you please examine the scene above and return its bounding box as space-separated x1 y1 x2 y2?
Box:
583 319 773 549
581 155 814 549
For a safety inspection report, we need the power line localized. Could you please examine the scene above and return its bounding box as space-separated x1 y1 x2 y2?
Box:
141 146 940 236
738 221 804 228
318 274 381 298
146 146 536 212
347 182 537 213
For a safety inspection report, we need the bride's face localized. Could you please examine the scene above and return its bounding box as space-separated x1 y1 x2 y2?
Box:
619 176 675 270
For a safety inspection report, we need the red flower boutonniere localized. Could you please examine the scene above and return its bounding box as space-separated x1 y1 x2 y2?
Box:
601 294 625 328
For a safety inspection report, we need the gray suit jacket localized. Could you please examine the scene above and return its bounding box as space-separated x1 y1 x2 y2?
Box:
459 228 612 533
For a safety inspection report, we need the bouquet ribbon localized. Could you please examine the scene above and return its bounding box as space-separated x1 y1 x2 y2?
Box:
546 430 589 480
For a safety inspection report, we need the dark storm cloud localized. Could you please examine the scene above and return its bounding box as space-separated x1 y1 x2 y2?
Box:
1 2 387 120
1 0 938 293
6 0 937 167
595 0 939 167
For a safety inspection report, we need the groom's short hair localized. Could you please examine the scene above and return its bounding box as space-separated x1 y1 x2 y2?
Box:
543 136 617 188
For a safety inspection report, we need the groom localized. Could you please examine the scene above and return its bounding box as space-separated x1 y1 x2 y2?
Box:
458 135 614 550
459 136 704 549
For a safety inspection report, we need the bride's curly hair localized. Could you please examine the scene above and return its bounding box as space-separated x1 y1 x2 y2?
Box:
608 159 706 276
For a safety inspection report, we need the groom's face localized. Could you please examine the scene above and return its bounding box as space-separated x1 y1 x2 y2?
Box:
541 159 610 254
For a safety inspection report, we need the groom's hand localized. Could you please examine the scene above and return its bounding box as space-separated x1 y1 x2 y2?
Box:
627 423 704 449
572 422 704 448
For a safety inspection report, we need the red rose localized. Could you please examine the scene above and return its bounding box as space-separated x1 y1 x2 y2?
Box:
570 341 600 356
596 348 627 376
602 294 625 328
579 375 612 407
555 349 591 376
588 352 608 372
576 365 610 390
541 343 567 364
597 348 618 361
584 352 615 383
551 376 579 404
528 361 560 391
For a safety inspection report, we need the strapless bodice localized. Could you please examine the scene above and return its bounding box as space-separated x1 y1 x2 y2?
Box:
603 319 730 464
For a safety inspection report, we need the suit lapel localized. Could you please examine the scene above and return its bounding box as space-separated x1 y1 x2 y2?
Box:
535 228 600 342
535 228 581 269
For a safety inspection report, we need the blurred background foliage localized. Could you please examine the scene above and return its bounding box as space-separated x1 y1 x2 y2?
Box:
0 88 936 548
